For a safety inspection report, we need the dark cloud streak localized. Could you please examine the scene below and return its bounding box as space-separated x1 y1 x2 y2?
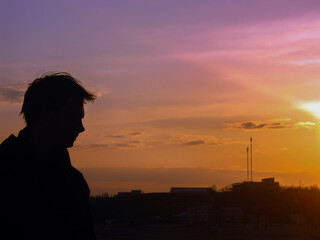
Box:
241 122 266 129
0 86 24 103
183 140 205 146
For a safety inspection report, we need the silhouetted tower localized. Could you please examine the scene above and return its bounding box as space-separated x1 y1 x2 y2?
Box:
299 179 302 187
246 147 249 181
250 137 253 181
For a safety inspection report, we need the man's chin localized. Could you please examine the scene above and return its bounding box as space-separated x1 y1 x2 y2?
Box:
65 140 75 148
66 142 74 148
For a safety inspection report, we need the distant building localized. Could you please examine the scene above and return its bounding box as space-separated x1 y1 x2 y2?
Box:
117 190 143 197
170 187 213 193
232 177 279 191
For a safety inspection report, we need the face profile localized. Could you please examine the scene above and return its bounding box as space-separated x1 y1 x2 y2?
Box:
53 97 86 148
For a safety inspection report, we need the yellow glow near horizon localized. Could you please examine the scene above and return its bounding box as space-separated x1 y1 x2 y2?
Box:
299 102 320 119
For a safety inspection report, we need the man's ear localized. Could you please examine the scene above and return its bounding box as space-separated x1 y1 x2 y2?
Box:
36 105 58 127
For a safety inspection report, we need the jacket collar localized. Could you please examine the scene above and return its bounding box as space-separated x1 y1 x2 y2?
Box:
16 126 72 168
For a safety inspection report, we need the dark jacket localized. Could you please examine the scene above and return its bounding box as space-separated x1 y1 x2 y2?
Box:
0 127 96 239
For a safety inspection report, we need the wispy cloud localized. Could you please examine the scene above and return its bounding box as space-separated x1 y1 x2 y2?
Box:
88 144 114 149
82 141 140 150
130 132 142 136
183 140 205 146
76 131 231 150
238 122 267 129
174 134 228 147
107 134 126 138
227 119 316 130
0 86 24 103
106 132 143 138
76 131 145 150
95 89 109 97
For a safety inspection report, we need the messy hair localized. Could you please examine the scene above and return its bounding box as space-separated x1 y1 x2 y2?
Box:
21 72 96 126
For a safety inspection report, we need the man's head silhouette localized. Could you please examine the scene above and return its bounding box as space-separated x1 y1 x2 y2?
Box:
20 72 96 149
0 72 97 239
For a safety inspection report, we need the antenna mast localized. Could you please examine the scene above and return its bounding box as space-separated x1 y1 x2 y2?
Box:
246 147 249 181
250 137 253 181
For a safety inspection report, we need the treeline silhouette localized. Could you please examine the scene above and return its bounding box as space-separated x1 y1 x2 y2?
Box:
90 185 320 226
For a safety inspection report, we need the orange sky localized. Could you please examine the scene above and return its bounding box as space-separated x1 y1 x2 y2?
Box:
2 1 320 195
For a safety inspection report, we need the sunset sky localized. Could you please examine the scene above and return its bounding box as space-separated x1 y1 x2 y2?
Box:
2 0 320 195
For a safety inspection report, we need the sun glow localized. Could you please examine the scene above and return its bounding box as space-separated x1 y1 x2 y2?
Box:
299 102 320 119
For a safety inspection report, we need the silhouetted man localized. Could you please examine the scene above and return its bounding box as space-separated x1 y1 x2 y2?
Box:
0 73 96 239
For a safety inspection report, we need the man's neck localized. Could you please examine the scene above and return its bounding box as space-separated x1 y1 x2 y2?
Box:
28 125 61 158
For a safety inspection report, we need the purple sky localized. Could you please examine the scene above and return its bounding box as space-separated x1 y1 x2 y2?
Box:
2 1 320 194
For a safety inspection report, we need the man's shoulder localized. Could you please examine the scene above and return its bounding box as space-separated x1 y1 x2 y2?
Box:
0 134 18 156
0 130 30 170
0 133 22 185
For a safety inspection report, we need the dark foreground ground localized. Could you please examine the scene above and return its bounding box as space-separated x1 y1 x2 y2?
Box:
94 224 320 240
